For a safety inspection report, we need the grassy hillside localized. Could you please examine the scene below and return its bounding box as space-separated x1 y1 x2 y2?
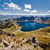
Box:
0 20 50 50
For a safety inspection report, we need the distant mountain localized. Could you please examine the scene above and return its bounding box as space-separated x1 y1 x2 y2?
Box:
0 15 22 21
0 15 50 21
16 16 36 21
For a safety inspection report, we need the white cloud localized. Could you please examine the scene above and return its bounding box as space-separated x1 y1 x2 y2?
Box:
24 4 31 9
7 3 21 10
48 10 50 12
23 9 30 12
0 11 50 15
31 10 37 13
1 5 5 7
4 2 8 5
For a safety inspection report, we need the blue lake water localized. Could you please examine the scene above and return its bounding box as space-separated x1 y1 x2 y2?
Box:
17 21 50 32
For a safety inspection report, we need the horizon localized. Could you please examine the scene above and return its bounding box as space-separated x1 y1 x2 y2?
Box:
0 13 50 16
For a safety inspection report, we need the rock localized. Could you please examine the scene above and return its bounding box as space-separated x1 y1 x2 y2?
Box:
3 43 9 47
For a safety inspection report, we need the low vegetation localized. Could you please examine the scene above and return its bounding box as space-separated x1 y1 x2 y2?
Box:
0 20 50 50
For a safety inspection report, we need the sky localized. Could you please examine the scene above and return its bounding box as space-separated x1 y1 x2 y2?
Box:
0 0 50 15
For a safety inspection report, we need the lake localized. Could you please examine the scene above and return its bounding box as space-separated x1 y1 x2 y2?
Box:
17 21 50 32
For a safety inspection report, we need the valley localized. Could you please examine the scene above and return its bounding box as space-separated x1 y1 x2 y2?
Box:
0 19 50 50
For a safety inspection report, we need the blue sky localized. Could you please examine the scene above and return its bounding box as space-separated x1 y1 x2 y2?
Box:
0 0 50 15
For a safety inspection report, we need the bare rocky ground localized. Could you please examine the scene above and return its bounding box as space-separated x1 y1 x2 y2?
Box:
0 44 43 50
0 34 43 50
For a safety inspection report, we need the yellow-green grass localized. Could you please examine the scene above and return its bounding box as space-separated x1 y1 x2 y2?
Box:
15 27 50 44
0 26 50 50
0 23 50 45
